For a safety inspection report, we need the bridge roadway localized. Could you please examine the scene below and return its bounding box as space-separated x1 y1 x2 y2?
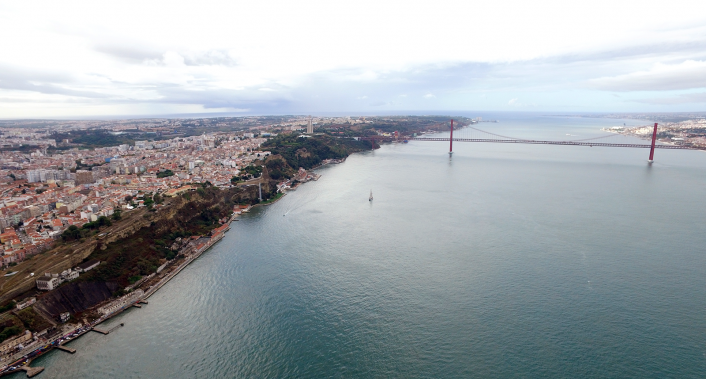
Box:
410 137 697 150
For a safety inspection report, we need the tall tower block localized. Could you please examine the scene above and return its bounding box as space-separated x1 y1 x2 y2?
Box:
307 116 313 134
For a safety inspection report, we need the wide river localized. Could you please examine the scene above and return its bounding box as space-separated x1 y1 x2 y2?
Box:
18 113 706 378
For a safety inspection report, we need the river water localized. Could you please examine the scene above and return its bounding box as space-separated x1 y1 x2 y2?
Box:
17 113 706 378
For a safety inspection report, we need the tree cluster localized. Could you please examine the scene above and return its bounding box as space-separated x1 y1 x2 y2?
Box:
61 216 112 241
156 169 175 178
262 134 369 169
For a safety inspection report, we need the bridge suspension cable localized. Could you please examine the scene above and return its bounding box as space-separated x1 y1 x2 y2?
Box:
412 120 694 162
463 124 621 143
465 125 520 140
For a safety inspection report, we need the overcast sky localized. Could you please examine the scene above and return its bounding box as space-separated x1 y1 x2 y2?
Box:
1 0 706 118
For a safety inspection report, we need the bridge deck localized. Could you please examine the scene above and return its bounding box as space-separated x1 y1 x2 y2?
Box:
410 138 696 149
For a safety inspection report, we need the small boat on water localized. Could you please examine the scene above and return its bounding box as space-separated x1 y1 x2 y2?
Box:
369 190 373 202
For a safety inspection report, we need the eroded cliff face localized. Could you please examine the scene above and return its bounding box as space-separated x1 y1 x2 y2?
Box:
149 185 265 236
0 185 267 304
34 281 120 317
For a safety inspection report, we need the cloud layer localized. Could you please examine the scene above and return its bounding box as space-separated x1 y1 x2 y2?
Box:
1 0 706 117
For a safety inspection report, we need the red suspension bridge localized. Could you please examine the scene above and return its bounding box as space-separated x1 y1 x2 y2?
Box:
361 120 698 162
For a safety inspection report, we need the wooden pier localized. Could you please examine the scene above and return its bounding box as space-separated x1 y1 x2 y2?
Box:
92 327 110 334
92 323 124 335
56 345 76 354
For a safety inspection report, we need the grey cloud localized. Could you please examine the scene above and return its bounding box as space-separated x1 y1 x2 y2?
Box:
307 62 493 92
94 44 238 67
588 64 706 91
0 65 111 99
636 92 706 104
9 34 706 114
141 81 293 111
183 50 238 67
546 40 706 65
93 44 165 64
0 97 92 103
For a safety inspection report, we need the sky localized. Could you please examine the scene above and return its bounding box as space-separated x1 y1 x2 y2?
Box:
1 0 706 118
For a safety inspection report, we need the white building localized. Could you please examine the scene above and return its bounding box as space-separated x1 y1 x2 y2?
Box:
26 169 71 183
60 268 79 281
16 297 36 310
76 259 100 273
36 276 61 291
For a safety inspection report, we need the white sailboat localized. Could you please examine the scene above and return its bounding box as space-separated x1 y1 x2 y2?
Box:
369 190 373 202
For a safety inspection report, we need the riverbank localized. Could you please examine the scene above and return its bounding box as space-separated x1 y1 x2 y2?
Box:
254 192 286 207
0 210 238 378
2 149 353 377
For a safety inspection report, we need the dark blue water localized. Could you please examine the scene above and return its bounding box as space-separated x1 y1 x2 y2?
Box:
20 114 706 378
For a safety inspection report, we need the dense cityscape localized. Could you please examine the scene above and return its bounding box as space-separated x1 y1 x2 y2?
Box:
0 114 476 376
603 118 706 148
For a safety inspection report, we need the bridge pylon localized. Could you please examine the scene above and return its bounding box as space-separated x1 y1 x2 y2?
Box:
449 119 453 156
648 123 658 163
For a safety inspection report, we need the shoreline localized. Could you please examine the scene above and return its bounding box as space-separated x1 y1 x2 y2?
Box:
253 191 286 207
602 127 706 151
0 211 237 377
0 157 344 377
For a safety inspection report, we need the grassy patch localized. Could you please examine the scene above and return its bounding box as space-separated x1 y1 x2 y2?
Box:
260 192 284 205
0 313 24 343
16 307 52 332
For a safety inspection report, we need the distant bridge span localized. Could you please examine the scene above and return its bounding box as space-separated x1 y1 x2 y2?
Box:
410 137 694 150
360 120 700 162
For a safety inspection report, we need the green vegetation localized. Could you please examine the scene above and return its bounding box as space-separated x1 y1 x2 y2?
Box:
0 301 15 313
352 116 471 135
16 308 52 332
0 313 23 343
156 169 174 178
74 159 104 171
265 157 295 180
262 134 370 170
83 216 112 230
61 216 112 241
259 191 284 205
242 164 262 177
78 186 252 287
0 326 21 343
53 130 138 148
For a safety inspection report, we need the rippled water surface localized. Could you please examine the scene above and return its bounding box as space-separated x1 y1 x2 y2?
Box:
19 114 706 378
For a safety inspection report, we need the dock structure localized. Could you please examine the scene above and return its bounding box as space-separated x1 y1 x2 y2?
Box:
132 303 142 308
92 327 110 335
138 300 148 304
20 366 44 377
56 345 76 354
92 322 124 335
